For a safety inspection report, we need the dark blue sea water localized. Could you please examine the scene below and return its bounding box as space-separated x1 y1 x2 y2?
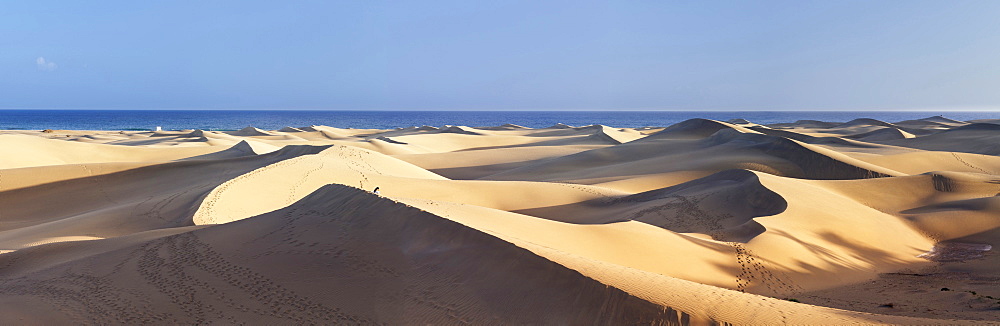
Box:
0 110 996 131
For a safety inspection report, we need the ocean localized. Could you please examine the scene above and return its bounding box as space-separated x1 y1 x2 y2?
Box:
0 110 996 131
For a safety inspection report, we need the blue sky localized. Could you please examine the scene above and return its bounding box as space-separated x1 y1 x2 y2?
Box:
2 0 999 110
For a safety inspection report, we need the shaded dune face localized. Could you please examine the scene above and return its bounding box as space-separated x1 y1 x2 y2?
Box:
484 120 895 185
945 123 1000 132
0 185 685 325
515 169 784 243
770 119 842 128
439 125 483 135
373 135 407 144
277 126 305 133
847 127 914 141
877 123 1000 155
611 170 783 242
703 129 893 179
747 125 920 146
179 140 260 160
748 126 864 146
836 118 900 129
226 126 275 137
638 118 750 140
0 144 330 240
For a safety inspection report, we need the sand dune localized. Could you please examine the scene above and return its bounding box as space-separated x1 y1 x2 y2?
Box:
226 126 276 137
1 116 998 324
545 122 575 129
837 118 900 129
0 134 223 169
179 140 262 160
768 119 843 128
0 186 678 324
486 124 899 190
0 145 330 251
919 115 970 126
638 118 756 140
878 123 1000 155
394 144 604 179
474 123 529 130
749 126 872 146
278 126 305 132
516 169 781 240
847 127 916 141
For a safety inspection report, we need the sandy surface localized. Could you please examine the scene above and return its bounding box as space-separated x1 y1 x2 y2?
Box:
0 116 998 324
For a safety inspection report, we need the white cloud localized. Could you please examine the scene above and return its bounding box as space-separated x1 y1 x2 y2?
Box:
36 57 57 71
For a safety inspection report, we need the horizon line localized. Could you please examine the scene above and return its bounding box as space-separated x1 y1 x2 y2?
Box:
2 108 999 112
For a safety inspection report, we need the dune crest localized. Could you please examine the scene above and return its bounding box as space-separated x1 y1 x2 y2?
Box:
227 126 275 137
640 118 757 140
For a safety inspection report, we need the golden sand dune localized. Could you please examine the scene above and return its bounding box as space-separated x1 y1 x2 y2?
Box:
0 117 999 324
0 134 221 169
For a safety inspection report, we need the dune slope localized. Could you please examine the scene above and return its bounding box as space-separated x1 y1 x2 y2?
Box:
0 185 680 324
